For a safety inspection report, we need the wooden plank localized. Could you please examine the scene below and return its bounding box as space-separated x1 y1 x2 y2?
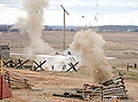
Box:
78 90 101 93
103 87 124 92
102 76 122 84
103 79 124 86
103 83 124 90
83 92 101 96
83 84 104 89
5 78 26 84
5 78 33 86
7 73 25 82
4 69 28 80
104 92 126 96
10 82 28 88
103 95 128 99
104 89 126 95
102 76 124 86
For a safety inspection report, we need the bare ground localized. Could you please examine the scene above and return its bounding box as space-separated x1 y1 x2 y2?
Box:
1 68 138 102
0 31 138 101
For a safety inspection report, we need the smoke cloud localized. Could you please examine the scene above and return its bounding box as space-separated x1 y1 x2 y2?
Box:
70 29 112 83
14 0 55 58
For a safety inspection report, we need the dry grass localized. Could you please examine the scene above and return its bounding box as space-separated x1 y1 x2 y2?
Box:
2 68 138 102
1 31 138 101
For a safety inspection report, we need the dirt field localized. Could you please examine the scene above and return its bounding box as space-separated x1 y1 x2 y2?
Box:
1 31 138 66
1 68 138 102
0 31 138 101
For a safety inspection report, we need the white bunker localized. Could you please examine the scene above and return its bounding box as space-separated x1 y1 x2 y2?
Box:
34 54 79 71
32 47 116 71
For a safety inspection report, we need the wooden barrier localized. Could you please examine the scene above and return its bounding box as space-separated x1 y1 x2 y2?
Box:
77 74 128 101
4 69 33 89
2 59 29 69
33 60 46 71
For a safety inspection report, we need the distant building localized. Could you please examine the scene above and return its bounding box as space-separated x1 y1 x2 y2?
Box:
0 45 10 59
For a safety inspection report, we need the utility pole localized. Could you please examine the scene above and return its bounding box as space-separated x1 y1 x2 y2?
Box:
60 5 69 50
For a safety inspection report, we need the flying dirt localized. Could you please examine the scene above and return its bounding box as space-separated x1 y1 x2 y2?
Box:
70 29 112 83
13 0 55 59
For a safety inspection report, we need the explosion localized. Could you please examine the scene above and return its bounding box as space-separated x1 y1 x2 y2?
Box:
70 29 112 83
14 0 55 58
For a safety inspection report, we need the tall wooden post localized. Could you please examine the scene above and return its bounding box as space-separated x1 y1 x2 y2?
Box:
60 5 69 50
63 10 65 50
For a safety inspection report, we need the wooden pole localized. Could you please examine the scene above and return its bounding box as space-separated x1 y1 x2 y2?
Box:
63 10 65 50
60 5 69 50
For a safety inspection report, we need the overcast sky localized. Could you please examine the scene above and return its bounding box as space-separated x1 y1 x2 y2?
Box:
0 0 138 26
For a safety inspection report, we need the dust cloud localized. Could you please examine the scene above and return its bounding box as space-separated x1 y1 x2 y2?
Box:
14 0 55 58
70 29 112 83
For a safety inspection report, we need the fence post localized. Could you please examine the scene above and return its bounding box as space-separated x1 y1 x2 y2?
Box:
127 62 129 71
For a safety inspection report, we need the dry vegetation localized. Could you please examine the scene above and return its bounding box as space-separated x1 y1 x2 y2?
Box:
1 31 138 101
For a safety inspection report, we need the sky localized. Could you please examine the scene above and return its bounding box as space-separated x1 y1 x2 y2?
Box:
0 0 138 26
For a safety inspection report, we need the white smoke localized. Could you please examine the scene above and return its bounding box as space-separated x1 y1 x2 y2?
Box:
14 0 55 58
70 29 112 83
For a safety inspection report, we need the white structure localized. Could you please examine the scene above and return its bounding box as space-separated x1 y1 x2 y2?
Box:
32 48 117 71
34 54 79 71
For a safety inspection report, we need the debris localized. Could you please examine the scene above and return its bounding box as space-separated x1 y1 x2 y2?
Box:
36 11 39 13
53 74 128 101
134 63 137 68
44 93 47 95
53 92 83 100
31 87 43 91
77 74 128 100
68 51 77 63
78 84 104 101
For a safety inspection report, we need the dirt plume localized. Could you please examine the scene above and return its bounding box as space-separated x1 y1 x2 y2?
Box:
70 29 112 83
13 0 55 59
